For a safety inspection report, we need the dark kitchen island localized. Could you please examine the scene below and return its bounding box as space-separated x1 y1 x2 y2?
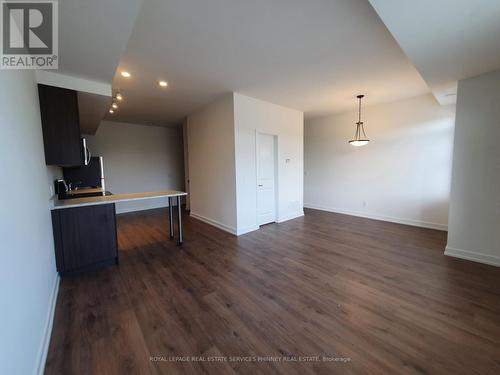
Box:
50 190 187 275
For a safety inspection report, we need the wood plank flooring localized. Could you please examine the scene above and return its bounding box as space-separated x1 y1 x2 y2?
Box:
45 208 500 375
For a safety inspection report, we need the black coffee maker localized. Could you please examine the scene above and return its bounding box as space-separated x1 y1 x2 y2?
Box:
54 179 69 199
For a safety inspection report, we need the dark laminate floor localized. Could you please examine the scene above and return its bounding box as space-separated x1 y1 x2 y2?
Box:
45 208 500 375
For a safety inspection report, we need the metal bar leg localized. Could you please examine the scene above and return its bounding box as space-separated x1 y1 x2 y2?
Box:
177 196 183 245
168 197 174 239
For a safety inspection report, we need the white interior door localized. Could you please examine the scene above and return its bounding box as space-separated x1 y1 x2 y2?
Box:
257 133 276 226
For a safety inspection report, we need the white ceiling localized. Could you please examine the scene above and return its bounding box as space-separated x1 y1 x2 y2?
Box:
369 0 500 105
107 0 429 126
58 0 143 82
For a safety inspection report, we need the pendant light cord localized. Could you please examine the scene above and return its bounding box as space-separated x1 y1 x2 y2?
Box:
358 96 362 124
358 95 367 139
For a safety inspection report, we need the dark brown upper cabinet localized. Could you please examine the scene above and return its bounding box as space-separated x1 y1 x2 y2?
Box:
38 84 83 167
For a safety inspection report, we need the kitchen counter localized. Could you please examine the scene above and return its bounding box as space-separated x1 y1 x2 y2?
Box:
51 190 187 210
50 190 187 274
65 187 105 196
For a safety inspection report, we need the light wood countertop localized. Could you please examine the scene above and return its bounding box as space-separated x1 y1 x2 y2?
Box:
65 187 105 196
51 190 187 210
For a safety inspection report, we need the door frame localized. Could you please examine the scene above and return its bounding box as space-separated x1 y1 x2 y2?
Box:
255 131 279 226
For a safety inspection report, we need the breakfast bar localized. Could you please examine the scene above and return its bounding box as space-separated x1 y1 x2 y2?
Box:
52 190 187 243
51 190 187 275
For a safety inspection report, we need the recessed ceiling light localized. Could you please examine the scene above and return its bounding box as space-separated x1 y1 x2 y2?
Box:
111 102 118 109
121 71 131 78
116 92 123 101
109 108 115 114
158 80 168 87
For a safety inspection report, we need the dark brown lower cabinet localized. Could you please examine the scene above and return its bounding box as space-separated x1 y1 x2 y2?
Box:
51 204 118 275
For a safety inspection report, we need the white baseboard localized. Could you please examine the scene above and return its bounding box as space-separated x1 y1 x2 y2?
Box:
304 203 447 231
445 246 500 268
277 210 304 223
36 274 60 375
236 224 259 236
190 211 304 236
115 200 171 214
190 212 237 235
115 197 184 214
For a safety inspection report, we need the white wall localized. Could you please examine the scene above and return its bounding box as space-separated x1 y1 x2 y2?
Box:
305 94 455 230
233 93 304 234
187 95 238 232
182 118 190 210
0 70 60 374
86 121 185 213
446 70 500 267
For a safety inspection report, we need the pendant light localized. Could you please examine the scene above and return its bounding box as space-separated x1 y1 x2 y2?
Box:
349 94 370 147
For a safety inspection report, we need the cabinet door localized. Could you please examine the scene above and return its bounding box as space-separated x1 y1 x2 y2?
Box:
58 204 117 272
38 84 83 166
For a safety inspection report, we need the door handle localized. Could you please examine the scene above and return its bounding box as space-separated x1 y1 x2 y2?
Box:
258 184 263 187
82 138 91 165
86 147 91 165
